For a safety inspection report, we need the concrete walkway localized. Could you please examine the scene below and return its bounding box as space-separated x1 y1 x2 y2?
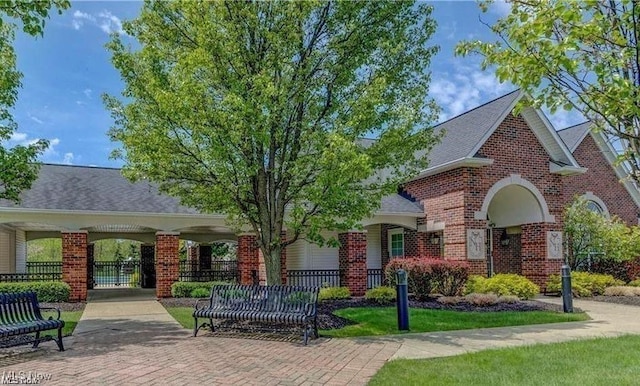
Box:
1 292 639 385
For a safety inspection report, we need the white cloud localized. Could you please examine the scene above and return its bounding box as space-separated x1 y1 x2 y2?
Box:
431 65 510 121
62 152 74 165
28 113 43 124
83 88 92 99
545 108 586 131
71 9 125 35
9 132 28 142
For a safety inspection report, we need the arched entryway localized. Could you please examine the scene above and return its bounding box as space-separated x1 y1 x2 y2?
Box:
476 175 557 277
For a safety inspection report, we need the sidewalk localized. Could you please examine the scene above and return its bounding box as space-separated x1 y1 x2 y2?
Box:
1 293 639 385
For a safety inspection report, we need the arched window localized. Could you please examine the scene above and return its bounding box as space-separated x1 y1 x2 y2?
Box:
586 200 604 214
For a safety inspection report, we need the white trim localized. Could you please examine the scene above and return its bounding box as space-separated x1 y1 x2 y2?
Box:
549 162 587 175
387 228 404 258
474 174 555 223
526 106 581 166
411 157 494 180
582 192 610 218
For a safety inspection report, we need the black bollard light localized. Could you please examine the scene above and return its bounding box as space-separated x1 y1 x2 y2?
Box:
396 269 410 330
561 264 574 313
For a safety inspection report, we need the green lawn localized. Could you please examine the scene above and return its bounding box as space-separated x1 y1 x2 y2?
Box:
322 307 588 337
41 310 83 337
164 306 588 338
370 335 640 385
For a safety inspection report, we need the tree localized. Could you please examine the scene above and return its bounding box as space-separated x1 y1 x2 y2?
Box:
456 1 640 183
105 1 440 284
564 197 640 270
0 0 70 202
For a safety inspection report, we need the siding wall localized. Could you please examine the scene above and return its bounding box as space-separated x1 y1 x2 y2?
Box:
15 229 26 273
366 225 381 269
0 228 16 273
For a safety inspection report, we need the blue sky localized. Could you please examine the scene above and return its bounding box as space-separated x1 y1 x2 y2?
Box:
8 1 584 168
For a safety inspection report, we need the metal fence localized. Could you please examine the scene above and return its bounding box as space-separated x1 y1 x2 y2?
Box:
0 262 63 282
92 260 141 288
287 270 341 287
367 269 385 289
178 260 238 282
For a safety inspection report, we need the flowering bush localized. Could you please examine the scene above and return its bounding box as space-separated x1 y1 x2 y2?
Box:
384 257 470 299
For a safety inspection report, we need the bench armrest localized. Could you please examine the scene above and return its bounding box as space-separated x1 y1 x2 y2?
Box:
193 298 210 310
39 306 62 320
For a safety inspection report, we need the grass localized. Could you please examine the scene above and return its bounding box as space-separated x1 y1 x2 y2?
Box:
321 307 588 337
164 306 588 338
41 310 83 337
369 335 640 386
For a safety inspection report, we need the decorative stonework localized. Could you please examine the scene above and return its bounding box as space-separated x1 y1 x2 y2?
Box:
547 231 563 260
466 229 485 260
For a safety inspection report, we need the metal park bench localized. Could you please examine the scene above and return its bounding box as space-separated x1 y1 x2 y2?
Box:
0 291 65 351
193 284 319 345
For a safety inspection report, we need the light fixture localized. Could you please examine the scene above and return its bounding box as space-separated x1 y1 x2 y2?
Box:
500 229 510 247
430 234 440 245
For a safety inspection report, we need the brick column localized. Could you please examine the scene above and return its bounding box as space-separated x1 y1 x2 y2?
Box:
521 223 563 290
86 243 95 290
280 232 287 285
187 245 199 267
339 231 367 296
155 232 180 298
237 234 259 285
62 231 88 302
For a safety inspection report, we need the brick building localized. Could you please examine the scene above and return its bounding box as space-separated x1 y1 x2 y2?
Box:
0 90 638 298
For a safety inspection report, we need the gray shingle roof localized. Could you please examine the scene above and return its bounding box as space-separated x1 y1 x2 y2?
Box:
557 122 591 152
427 90 521 168
0 164 422 215
0 164 198 214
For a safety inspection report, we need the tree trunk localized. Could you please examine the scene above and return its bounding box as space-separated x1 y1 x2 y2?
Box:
263 246 282 285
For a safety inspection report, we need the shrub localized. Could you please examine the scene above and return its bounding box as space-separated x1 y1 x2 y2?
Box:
129 272 140 287
0 281 71 302
496 295 520 304
436 296 462 305
171 281 229 298
464 275 487 295
604 286 640 296
384 257 470 299
190 288 210 298
464 293 499 306
628 279 640 287
365 286 396 304
465 274 539 299
318 286 350 301
546 272 624 297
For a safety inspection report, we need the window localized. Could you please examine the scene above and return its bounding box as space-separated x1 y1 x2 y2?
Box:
586 200 603 214
388 229 404 258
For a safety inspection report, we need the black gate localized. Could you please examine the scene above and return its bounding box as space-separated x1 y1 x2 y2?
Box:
92 260 141 288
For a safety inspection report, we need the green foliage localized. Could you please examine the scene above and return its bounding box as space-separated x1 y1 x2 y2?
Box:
464 274 539 300
547 272 624 297
365 286 396 304
318 286 351 301
385 258 470 299
170 281 229 298
105 1 441 285
0 0 70 202
189 287 210 298
0 281 70 302
456 1 640 186
129 272 140 287
628 279 640 287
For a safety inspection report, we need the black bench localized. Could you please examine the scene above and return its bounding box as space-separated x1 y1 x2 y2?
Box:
193 284 319 345
0 291 65 351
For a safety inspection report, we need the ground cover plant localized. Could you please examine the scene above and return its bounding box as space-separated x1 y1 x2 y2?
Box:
369 335 640 386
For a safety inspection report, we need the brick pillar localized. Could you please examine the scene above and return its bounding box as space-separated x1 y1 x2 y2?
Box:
280 232 287 285
521 223 562 290
155 232 180 298
62 231 88 302
237 234 259 285
187 245 199 267
339 231 367 296
86 243 95 290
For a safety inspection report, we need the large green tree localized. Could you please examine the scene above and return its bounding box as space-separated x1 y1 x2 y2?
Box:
456 1 640 183
0 0 70 202
106 0 440 284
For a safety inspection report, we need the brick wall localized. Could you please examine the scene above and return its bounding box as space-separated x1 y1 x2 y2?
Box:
86 243 94 290
237 234 259 285
563 134 639 225
339 232 367 296
155 232 180 298
62 231 88 301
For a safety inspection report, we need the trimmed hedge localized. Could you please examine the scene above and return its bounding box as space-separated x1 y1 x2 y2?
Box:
464 274 539 300
385 258 469 299
319 286 351 301
546 272 623 297
365 286 396 304
0 281 71 302
170 281 231 298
